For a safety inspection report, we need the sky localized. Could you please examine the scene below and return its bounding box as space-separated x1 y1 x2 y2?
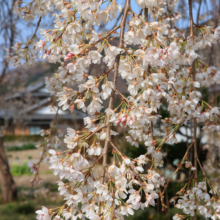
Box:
1 0 214 45
0 0 215 74
100 0 213 31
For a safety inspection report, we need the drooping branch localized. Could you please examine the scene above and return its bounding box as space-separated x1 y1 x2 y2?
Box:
99 1 131 215
188 0 198 219
101 0 131 184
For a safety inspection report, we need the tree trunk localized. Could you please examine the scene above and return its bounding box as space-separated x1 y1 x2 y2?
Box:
0 136 17 202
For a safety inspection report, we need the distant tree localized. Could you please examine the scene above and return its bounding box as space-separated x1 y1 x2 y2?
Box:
0 0 17 203
0 0 57 203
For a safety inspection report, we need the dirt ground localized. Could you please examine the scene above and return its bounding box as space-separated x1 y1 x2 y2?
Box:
7 149 59 188
7 149 44 161
6 149 103 188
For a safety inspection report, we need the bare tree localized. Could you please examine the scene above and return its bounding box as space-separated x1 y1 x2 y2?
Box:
0 0 18 202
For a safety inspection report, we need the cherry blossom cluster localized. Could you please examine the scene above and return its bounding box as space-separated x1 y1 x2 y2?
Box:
172 181 220 219
39 148 164 220
8 0 220 219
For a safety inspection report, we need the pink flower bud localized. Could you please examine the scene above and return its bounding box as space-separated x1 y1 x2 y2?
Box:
121 115 127 122
129 118 133 126
70 106 74 112
67 52 74 57
121 121 126 128
64 53 74 61
64 57 71 61
114 118 121 125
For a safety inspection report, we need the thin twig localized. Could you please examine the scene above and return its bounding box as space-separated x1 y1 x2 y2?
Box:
85 123 107 141
114 88 130 104
31 16 42 41
161 141 194 195
81 25 120 57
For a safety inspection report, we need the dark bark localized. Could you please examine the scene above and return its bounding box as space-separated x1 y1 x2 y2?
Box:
0 136 17 202
0 0 18 203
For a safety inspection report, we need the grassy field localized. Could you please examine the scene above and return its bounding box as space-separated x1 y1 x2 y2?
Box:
0 147 61 220
0 181 64 220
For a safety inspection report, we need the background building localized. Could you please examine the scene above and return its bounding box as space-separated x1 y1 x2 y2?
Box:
0 80 85 135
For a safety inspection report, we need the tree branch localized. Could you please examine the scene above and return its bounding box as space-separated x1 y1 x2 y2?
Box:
99 0 131 214
188 0 198 219
161 141 194 195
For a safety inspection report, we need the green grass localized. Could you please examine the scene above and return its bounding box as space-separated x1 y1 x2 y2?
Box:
7 143 37 152
0 180 64 220
11 162 32 176
43 182 58 192
0 202 36 220
3 135 43 142
0 198 62 220
43 170 53 174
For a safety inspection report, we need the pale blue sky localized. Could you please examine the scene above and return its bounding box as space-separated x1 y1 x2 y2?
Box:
0 0 215 73
3 0 214 44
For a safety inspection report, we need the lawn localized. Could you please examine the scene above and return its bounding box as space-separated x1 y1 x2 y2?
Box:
0 182 63 220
